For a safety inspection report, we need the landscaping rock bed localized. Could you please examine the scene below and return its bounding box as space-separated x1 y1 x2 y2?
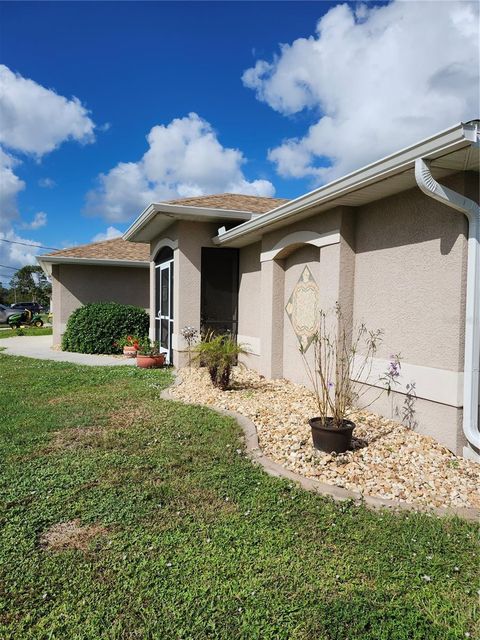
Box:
171 366 480 511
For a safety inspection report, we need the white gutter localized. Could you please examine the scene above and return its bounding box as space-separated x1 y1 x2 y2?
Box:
415 156 480 457
37 256 150 276
216 121 478 247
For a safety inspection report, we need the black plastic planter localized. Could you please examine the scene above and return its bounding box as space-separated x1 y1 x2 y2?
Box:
309 417 356 453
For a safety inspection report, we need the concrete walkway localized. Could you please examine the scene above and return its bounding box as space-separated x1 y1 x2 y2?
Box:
0 335 136 366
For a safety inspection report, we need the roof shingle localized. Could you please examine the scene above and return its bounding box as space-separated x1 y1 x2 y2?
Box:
165 193 289 213
41 238 150 262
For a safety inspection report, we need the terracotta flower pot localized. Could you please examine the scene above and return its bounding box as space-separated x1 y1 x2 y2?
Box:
136 354 166 369
309 417 356 454
123 346 138 358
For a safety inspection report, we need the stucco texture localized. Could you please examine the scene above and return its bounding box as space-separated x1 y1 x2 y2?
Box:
353 186 468 371
51 264 149 344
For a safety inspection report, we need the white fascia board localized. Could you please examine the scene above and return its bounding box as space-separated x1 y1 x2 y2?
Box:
37 255 150 276
215 121 476 248
123 202 256 242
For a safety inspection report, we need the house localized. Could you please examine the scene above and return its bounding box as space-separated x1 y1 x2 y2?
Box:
121 121 480 460
38 238 150 344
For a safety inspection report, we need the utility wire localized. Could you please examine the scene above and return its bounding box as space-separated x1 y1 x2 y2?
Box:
0 238 59 251
0 264 18 271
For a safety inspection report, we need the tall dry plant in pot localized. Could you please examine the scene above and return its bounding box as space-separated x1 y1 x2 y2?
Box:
300 304 400 453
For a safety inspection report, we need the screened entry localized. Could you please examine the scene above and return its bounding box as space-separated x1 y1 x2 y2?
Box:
155 246 174 363
201 248 239 336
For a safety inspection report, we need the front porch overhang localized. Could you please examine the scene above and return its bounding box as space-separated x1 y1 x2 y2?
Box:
123 202 260 244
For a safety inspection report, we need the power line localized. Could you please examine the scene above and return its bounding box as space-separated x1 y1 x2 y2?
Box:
0 264 18 271
0 238 59 251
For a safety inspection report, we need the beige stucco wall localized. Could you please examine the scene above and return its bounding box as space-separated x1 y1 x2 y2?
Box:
237 242 261 367
51 264 150 344
353 185 468 370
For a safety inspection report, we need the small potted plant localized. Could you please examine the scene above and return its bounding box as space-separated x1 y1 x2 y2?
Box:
300 304 400 453
136 337 165 368
118 335 140 358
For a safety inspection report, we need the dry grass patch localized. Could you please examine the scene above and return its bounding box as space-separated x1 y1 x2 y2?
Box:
171 486 239 519
108 405 153 429
39 520 108 552
48 426 105 451
45 406 154 452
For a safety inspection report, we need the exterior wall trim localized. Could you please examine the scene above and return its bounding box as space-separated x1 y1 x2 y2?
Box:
260 229 340 262
353 356 464 407
150 237 178 261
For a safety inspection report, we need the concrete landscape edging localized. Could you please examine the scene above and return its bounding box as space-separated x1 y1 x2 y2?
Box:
161 374 480 522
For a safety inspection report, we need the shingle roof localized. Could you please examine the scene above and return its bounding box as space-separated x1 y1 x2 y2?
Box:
41 238 150 262
166 193 289 213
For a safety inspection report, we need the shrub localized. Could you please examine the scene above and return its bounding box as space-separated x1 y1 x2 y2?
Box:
194 334 248 390
62 302 149 354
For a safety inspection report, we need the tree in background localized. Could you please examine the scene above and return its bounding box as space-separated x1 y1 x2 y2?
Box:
0 283 9 305
8 266 51 307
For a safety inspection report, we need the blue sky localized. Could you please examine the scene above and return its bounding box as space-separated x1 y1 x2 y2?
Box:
0 0 478 281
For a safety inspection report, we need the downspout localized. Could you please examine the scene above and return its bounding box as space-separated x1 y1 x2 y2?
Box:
415 157 480 456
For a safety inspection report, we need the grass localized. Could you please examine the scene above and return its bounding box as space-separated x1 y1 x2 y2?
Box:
0 354 478 640
0 326 52 339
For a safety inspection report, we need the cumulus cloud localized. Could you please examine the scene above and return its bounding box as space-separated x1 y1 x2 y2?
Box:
242 1 479 182
91 226 123 242
85 112 275 222
0 230 42 270
0 65 95 272
21 211 47 230
0 64 95 156
0 148 25 228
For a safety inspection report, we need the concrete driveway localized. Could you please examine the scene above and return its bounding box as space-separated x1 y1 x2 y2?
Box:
0 335 136 366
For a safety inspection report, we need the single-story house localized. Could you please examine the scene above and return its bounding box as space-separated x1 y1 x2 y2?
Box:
38 238 150 343
123 121 480 460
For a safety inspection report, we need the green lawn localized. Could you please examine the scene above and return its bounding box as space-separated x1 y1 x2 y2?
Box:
0 354 478 640
0 326 52 339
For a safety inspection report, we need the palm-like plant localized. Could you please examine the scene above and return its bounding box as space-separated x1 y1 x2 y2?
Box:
195 334 248 390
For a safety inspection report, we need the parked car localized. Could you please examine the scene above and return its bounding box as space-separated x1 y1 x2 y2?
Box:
10 302 43 314
0 304 26 325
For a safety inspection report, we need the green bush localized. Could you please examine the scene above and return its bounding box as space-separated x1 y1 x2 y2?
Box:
61 302 149 354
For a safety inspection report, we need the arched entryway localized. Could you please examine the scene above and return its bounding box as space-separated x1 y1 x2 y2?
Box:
154 246 174 363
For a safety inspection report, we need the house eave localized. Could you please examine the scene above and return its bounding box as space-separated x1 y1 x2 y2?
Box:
37 255 150 276
214 120 479 248
123 202 258 243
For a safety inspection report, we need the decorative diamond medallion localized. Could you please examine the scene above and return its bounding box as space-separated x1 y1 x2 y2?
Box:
285 265 319 351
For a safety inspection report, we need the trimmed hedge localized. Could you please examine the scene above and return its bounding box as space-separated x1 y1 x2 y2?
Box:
62 302 149 354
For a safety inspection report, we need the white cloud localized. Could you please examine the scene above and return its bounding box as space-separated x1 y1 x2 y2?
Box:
91 226 123 242
38 177 56 189
85 112 275 222
0 148 25 228
242 1 479 182
0 230 41 270
0 66 94 272
0 64 95 156
21 211 47 230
